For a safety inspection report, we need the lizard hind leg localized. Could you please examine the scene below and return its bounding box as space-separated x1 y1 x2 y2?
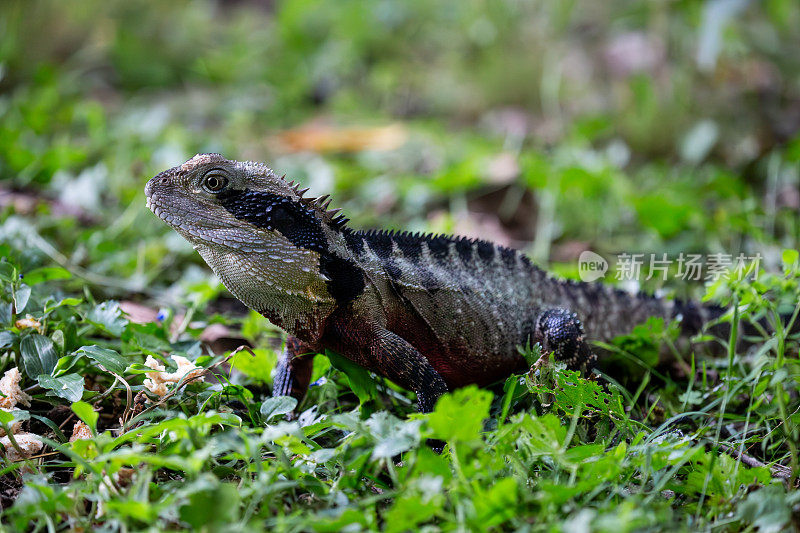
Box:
534 308 597 373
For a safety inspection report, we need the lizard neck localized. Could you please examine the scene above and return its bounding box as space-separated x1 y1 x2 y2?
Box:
195 242 337 340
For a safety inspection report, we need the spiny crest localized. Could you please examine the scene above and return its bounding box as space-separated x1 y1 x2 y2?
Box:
284 178 350 230
233 157 346 229
358 228 492 249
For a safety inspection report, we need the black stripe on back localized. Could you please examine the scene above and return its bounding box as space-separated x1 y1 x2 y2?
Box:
455 238 473 262
476 240 495 262
500 247 517 269
343 230 365 255
355 229 529 272
366 231 394 259
394 233 423 262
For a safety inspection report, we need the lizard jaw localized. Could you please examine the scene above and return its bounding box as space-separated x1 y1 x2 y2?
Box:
145 192 198 240
145 195 170 225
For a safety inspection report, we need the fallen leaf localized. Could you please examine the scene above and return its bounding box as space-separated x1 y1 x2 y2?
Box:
0 432 43 461
69 420 93 442
0 367 32 410
272 123 408 153
143 355 205 397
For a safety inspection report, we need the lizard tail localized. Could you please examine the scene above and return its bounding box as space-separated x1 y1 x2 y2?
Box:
671 298 724 337
624 294 795 347
553 276 796 361
556 278 720 343
675 299 800 346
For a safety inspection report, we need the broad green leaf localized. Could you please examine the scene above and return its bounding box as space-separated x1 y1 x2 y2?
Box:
366 411 422 458
0 330 17 349
782 249 798 272
0 303 11 326
0 262 15 282
76 345 127 375
473 477 518 528
219 384 254 406
14 284 31 313
53 355 78 374
0 409 14 425
37 373 84 403
385 493 440 533
122 322 171 352
23 267 72 285
104 500 157 523
326 349 379 405
178 479 240 529
87 301 127 336
310 507 371 532
427 386 493 442
20 334 59 378
50 329 65 352
43 297 82 313
230 347 276 384
518 413 568 455
71 401 98 433
737 484 791 532
564 443 606 463
260 396 297 423
124 363 154 374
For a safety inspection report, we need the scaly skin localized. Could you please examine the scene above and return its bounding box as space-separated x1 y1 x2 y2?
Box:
145 154 712 413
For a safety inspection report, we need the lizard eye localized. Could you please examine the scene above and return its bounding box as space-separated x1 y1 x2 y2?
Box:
202 172 228 193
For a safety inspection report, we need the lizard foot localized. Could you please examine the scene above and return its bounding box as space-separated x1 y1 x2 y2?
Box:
535 308 597 373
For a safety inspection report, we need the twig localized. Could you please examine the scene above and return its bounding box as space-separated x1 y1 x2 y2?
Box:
718 443 793 481
19 450 61 461
58 413 76 431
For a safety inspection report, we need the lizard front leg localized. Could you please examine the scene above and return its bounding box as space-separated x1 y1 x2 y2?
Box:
272 336 316 402
367 328 449 413
534 308 597 372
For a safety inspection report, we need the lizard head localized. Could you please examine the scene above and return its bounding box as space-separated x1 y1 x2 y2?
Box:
144 154 358 337
146 153 295 249
145 153 347 253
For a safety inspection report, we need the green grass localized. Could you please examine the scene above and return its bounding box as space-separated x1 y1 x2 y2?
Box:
1 0 800 530
0 252 798 531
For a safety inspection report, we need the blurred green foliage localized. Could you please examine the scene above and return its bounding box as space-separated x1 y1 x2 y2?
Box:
1 0 798 293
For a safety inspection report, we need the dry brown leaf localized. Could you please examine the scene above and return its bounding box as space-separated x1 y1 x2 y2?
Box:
118 301 160 324
0 367 32 410
143 355 205 397
69 420 93 442
272 123 407 153
14 315 43 334
0 433 43 461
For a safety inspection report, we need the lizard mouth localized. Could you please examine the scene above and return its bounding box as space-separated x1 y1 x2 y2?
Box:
145 195 162 220
145 192 230 245
145 187 274 253
145 194 180 228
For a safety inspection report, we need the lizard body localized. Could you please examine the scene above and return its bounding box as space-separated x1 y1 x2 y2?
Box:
145 154 712 412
